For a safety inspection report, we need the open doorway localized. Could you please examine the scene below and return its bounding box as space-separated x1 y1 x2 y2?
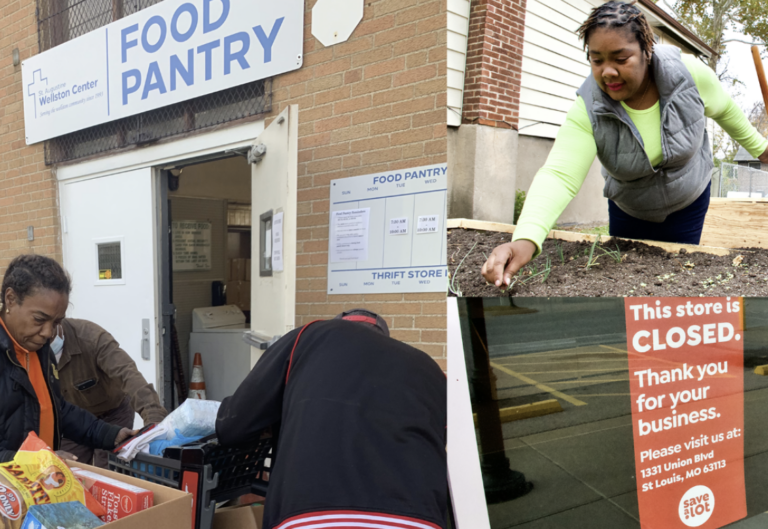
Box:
58 105 296 416
166 154 253 405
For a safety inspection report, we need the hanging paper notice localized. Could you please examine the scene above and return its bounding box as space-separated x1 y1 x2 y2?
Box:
172 221 212 271
330 208 370 263
389 217 408 235
625 297 745 529
417 214 440 234
272 211 284 272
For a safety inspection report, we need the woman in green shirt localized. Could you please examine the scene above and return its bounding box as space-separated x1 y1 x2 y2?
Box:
481 1 768 288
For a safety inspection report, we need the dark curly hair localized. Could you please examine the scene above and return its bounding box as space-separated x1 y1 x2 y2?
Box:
1 254 71 307
578 1 656 60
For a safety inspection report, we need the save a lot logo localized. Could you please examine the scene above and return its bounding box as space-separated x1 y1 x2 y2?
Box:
679 485 714 527
0 483 21 520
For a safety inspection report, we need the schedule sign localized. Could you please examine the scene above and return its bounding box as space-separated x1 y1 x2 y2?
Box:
625 297 745 529
327 163 447 294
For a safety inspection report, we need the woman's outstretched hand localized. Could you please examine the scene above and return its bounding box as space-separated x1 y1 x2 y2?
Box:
481 240 537 288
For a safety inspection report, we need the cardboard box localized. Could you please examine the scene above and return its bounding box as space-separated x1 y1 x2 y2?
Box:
231 259 247 281
226 281 240 306
226 281 251 311
239 281 251 311
66 461 192 529
212 504 263 529
71 467 153 522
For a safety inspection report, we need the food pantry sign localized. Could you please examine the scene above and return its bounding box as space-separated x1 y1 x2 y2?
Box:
625 297 745 529
21 0 303 144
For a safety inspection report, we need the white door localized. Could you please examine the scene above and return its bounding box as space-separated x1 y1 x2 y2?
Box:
59 168 160 409
250 105 298 367
447 298 491 528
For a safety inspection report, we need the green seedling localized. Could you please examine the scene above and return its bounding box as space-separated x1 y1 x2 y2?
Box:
499 256 552 293
583 236 622 269
449 241 477 296
584 235 601 269
540 256 552 282
518 258 552 285
597 243 622 264
447 272 460 296
554 240 565 264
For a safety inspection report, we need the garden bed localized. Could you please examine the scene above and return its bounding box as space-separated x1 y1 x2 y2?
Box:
447 223 768 297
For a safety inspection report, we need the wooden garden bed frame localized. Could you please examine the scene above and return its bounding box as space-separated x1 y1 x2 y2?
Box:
447 218 733 256
700 197 768 249
449 197 768 254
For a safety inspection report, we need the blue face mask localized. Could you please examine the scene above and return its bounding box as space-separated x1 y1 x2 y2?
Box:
51 334 64 356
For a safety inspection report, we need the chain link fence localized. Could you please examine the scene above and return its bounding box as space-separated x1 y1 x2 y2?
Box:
36 0 272 165
711 162 768 198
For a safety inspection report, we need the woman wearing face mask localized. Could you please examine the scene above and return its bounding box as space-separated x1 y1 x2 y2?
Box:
0 254 137 462
481 1 768 288
53 318 168 468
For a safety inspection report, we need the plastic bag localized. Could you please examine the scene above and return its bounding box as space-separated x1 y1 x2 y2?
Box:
161 399 220 440
117 400 221 462
0 433 105 529
148 429 203 456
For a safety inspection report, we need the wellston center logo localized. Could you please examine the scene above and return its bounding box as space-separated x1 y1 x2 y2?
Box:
679 485 714 527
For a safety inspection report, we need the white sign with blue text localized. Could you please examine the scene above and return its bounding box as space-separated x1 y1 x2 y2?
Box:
327 163 448 294
22 0 303 144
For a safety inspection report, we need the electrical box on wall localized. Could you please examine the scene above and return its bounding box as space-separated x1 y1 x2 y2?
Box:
327 163 447 294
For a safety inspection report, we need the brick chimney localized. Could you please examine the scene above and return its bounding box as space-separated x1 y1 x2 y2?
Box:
462 0 527 130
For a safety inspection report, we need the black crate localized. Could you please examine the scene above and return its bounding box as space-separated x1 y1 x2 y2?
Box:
108 436 272 529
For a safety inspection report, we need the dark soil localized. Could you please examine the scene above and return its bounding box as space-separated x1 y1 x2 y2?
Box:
447 228 768 297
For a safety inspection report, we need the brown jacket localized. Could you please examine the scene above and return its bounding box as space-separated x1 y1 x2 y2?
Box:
57 319 168 424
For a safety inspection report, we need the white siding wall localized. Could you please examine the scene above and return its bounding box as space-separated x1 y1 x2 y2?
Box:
447 0 470 127
519 0 594 139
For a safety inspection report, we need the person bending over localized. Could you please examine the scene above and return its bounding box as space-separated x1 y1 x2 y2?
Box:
216 309 447 529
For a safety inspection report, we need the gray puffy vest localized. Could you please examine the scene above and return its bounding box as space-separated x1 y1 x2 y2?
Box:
577 45 712 222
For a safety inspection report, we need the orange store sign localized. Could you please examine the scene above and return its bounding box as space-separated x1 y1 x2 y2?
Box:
625 297 746 529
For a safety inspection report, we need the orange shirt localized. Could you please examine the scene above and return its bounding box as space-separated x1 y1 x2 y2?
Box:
0 317 55 448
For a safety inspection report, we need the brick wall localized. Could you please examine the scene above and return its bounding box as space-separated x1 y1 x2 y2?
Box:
0 0 447 367
462 0 527 129
0 2 60 263
272 0 448 366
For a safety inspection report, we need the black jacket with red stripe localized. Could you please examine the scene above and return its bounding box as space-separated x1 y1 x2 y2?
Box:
215 319 447 529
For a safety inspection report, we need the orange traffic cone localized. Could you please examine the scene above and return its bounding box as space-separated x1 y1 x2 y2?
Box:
189 353 207 400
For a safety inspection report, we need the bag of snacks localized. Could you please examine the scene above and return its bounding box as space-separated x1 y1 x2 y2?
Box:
0 433 105 529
